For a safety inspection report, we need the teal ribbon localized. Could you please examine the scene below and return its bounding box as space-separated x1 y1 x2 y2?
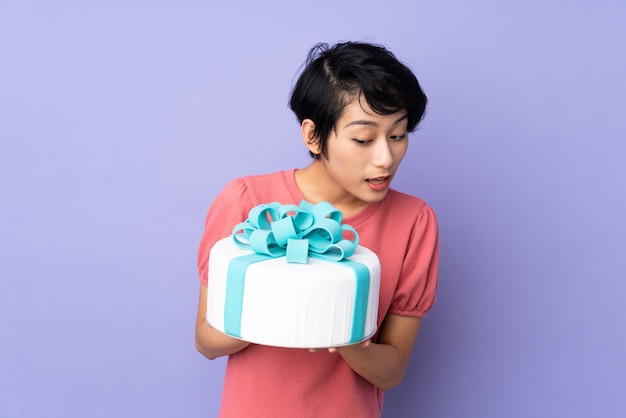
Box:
224 201 370 344
231 200 359 263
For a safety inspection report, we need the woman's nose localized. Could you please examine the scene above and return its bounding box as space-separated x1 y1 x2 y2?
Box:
372 139 393 168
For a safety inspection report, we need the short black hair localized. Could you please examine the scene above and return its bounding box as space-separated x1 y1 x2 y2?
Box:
289 41 428 159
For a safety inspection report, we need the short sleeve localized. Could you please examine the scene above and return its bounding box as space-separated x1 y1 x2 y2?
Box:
197 178 252 285
388 204 440 317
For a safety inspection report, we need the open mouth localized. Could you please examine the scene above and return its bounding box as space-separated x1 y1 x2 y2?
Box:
366 176 391 190
367 176 390 184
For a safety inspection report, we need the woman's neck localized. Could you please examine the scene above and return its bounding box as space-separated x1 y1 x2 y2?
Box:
294 161 368 218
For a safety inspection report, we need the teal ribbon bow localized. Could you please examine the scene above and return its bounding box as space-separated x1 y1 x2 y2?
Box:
231 200 360 264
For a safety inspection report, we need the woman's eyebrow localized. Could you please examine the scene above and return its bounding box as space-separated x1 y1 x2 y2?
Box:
342 114 408 129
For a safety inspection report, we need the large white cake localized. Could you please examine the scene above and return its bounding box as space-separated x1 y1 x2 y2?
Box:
205 201 381 348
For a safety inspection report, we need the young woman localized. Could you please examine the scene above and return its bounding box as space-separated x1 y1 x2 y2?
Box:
196 41 439 417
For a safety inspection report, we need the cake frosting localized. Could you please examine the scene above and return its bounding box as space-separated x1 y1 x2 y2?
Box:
206 201 381 348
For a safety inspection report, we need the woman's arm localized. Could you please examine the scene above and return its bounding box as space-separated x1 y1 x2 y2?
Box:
331 314 422 391
195 284 251 360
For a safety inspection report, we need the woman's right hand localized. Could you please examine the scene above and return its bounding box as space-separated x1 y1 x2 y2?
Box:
195 284 251 360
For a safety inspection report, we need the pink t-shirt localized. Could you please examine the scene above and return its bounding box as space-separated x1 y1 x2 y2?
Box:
197 169 439 417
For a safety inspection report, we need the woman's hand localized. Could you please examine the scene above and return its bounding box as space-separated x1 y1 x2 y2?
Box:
310 315 422 391
195 284 251 360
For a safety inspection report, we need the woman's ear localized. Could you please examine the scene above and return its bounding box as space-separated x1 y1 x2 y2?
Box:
301 119 321 155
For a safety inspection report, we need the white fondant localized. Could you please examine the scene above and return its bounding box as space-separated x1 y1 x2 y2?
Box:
206 237 380 348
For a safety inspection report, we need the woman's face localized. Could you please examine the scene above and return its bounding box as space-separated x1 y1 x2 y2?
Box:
318 97 409 210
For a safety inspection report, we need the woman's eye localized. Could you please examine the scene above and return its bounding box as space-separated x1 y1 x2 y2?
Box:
390 134 407 141
353 138 371 145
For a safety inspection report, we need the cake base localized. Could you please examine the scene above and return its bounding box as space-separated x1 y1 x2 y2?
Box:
206 237 380 348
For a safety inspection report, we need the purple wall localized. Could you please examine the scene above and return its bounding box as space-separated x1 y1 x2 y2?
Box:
1 1 625 417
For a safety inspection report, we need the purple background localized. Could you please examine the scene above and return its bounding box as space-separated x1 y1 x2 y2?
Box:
2 1 625 417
